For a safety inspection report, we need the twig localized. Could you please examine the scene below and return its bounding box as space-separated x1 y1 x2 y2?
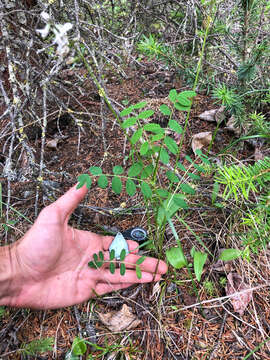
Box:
208 312 228 360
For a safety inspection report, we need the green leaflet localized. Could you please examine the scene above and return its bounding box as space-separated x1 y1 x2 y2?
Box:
77 174 92 189
160 104 171 115
109 261 115 274
137 109 154 119
174 102 190 111
113 165 124 175
136 256 146 265
141 181 152 198
177 94 192 107
177 162 186 171
168 119 183 134
136 265 142 279
144 123 164 133
121 117 137 129
166 170 180 183
132 101 147 109
120 263 126 276
112 176 122 194
180 183 196 195
164 136 178 154
126 179 136 196
89 166 102 175
140 141 149 155
169 89 178 102
98 174 108 189
141 164 154 179
131 128 143 145
120 106 133 117
128 162 143 177
160 148 170 164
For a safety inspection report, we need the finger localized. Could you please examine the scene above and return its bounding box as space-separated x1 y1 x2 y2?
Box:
94 282 134 296
119 254 168 274
53 184 88 222
95 268 162 283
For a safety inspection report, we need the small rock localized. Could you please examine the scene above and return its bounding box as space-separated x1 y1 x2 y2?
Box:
23 190 33 199
167 282 178 293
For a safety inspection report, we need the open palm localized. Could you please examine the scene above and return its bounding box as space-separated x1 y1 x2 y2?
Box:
11 185 167 309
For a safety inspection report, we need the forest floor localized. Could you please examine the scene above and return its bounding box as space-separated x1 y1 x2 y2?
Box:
0 58 270 360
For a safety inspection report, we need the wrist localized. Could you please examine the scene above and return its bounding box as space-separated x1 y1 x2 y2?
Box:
0 244 21 307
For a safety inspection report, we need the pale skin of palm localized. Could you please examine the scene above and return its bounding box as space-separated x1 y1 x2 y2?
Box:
0 185 167 309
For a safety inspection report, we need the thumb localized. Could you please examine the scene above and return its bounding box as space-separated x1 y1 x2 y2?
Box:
53 183 88 222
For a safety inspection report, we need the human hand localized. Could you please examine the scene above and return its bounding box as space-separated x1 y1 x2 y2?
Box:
4 185 167 309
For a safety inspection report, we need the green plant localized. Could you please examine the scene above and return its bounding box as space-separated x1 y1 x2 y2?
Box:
0 306 5 318
21 337 54 357
215 157 270 202
240 193 270 253
77 90 211 280
66 336 132 359
137 34 184 70
216 160 270 261
212 84 244 115
219 276 227 287
88 249 146 279
247 111 270 137
203 280 215 296
76 3 216 283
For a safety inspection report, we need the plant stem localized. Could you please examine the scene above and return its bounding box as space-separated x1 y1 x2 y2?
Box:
76 42 121 125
